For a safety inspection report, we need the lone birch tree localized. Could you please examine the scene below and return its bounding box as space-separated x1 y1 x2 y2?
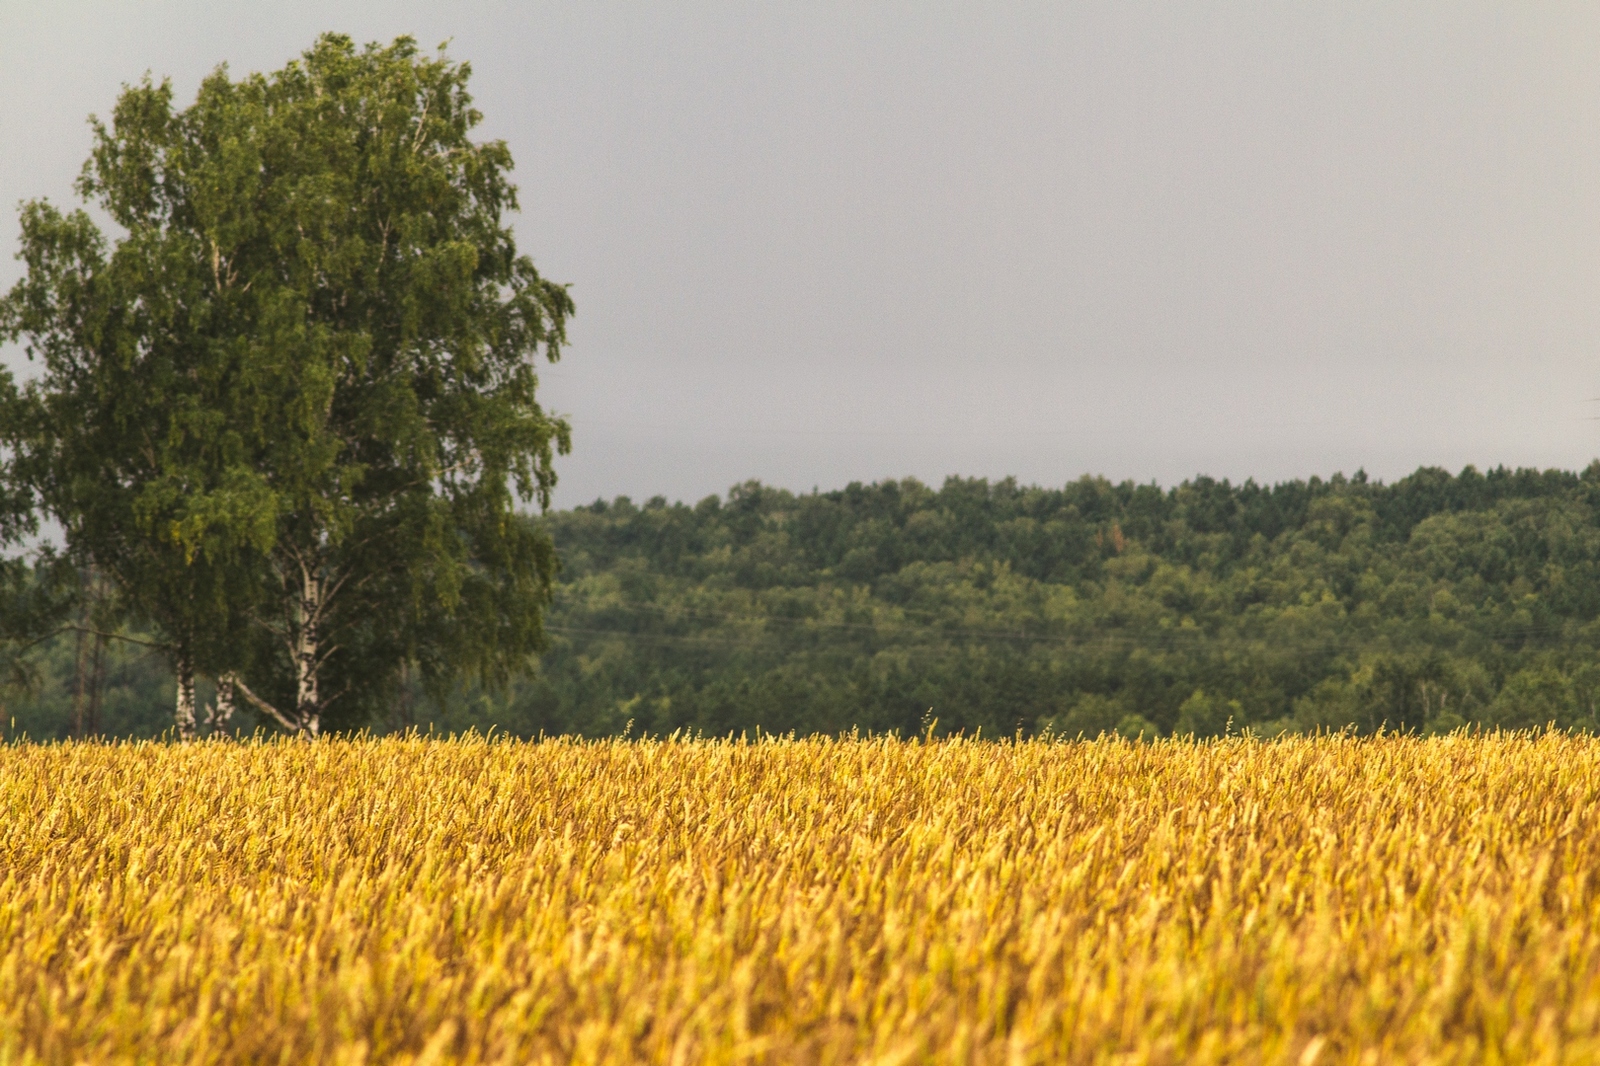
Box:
2 34 573 735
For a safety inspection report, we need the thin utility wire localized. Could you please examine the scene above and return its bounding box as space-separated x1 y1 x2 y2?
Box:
553 596 1589 644
544 610 1589 655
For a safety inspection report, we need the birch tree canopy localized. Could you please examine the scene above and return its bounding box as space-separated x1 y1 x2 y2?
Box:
1 33 574 736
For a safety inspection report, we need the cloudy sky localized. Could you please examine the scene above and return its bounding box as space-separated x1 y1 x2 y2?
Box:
4 3 1599 507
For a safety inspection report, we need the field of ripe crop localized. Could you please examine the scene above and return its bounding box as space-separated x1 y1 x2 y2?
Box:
3 735 1600 1065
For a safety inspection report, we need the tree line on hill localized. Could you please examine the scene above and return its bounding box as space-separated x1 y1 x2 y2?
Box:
497 465 1600 739
11 464 1600 740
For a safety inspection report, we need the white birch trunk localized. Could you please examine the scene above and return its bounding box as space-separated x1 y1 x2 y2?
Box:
294 570 323 737
205 673 237 737
174 653 197 741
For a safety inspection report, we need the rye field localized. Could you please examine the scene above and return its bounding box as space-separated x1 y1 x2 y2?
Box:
3 734 1599 1064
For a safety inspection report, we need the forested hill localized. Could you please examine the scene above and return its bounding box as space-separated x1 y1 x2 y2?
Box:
13 465 1600 740
509 464 1600 740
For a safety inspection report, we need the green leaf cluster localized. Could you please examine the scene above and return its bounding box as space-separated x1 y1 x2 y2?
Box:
0 34 571 735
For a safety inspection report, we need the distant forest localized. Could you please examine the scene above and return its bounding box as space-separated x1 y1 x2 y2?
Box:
12 464 1600 741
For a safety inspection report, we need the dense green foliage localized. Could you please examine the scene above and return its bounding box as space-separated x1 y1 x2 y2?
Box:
496 465 1600 739
14 463 1600 741
0 34 571 737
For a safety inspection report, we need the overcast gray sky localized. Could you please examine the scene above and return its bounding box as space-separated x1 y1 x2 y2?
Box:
4 3 1599 507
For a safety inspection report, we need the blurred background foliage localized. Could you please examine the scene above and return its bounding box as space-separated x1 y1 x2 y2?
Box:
12 462 1600 741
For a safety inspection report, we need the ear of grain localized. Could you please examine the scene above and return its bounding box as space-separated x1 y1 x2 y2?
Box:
2 733 1597 1064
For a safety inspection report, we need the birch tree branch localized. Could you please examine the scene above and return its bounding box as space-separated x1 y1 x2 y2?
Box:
228 676 301 733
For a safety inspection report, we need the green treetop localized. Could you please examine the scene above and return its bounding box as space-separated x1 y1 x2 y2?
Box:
2 33 574 736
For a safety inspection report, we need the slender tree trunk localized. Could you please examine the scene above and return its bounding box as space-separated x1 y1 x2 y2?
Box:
87 630 107 736
393 659 414 731
293 570 324 736
205 673 237 737
86 567 108 736
70 563 104 739
174 650 197 741
71 618 89 740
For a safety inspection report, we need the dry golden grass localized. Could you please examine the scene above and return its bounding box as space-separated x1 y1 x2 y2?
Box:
2 734 1599 1064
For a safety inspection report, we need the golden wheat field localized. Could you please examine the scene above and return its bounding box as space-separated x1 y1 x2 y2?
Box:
3 734 1600 1065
